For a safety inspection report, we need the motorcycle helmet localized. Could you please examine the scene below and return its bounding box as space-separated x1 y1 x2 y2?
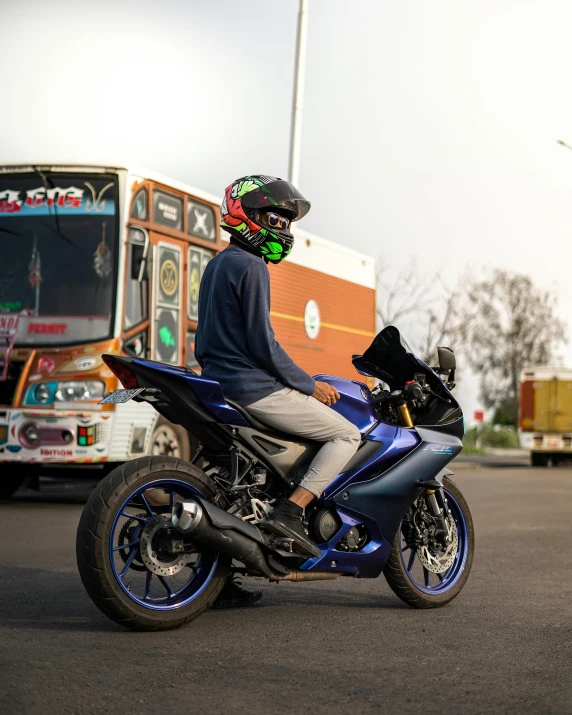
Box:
220 175 311 263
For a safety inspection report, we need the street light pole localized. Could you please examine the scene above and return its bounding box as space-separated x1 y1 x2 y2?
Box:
288 0 308 187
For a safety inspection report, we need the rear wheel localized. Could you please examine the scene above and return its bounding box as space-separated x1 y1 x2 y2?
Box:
531 453 549 467
384 477 474 608
76 456 230 631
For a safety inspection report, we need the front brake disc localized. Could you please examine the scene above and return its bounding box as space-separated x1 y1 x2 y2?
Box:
417 520 459 573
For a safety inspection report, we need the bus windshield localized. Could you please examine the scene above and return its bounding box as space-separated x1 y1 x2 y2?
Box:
0 172 118 346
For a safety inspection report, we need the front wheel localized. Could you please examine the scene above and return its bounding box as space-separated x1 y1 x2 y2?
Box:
383 477 474 608
76 456 231 631
0 469 25 500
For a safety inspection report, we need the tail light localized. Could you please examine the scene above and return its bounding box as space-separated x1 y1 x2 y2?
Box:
102 355 138 389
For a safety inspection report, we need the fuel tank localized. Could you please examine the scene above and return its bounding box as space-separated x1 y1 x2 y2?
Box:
313 373 377 434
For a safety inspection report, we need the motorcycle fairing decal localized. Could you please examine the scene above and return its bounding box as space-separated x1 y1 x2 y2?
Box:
424 445 454 455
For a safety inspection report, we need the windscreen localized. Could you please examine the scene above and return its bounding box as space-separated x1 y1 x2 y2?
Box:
353 326 461 425
0 172 118 345
353 325 421 389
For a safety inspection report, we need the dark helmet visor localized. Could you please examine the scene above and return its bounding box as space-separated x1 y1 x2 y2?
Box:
241 179 311 222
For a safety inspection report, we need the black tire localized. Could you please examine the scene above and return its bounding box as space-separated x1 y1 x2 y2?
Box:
76 455 231 631
531 453 548 467
0 470 25 500
383 477 474 609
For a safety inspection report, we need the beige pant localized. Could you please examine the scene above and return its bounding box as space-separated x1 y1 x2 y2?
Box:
246 387 361 497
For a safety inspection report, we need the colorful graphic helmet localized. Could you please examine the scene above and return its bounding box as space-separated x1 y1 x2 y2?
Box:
220 175 311 263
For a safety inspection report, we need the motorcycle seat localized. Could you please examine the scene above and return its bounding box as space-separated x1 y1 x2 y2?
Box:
225 399 275 433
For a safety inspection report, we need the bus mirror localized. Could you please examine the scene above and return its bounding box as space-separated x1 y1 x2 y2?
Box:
131 244 149 282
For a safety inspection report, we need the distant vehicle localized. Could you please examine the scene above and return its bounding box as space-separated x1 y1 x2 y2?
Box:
518 366 572 466
0 163 375 498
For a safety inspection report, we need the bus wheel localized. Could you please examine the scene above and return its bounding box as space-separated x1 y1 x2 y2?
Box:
0 469 26 500
149 418 191 461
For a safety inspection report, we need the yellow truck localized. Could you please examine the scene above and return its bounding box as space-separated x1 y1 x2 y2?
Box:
519 366 572 466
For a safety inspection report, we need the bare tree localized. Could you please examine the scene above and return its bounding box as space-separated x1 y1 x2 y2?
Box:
462 269 567 424
376 262 435 327
417 277 465 365
377 262 465 364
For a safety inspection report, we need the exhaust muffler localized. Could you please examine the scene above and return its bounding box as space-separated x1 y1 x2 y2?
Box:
172 498 343 583
172 498 277 579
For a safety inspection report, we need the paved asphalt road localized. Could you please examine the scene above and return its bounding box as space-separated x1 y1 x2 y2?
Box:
1 464 571 715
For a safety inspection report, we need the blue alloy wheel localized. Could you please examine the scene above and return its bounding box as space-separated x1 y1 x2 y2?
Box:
398 487 469 595
109 478 219 610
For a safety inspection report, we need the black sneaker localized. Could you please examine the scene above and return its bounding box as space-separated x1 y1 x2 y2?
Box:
263 500 322 558
211 576 263 609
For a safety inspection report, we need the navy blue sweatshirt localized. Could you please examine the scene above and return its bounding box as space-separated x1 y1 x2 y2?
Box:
195 244 316 405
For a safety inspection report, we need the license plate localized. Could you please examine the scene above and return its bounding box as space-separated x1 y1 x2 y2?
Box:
545 437 561 449
99 388 145 404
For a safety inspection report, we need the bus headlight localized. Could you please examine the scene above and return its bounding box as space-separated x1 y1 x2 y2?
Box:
34 383 52 404
54 381 106 402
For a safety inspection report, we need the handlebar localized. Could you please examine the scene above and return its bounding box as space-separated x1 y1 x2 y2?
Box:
371 379 451 428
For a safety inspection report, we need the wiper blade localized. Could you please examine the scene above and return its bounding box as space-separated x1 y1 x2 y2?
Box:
0 224 23 237
33 167 81 251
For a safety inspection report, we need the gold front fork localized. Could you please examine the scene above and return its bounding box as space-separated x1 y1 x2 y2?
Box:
396 401 414 428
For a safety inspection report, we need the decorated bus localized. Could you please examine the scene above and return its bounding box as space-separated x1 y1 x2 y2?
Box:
0 164 376 498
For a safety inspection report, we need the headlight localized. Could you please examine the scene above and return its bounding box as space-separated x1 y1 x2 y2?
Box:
54 381 105 402
23 423 40 447
34 383 52 404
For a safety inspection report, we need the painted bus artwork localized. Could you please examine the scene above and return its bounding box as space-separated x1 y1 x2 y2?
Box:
0 164 376 498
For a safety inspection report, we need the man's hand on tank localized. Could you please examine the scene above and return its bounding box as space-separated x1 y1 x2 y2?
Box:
313 381 340 406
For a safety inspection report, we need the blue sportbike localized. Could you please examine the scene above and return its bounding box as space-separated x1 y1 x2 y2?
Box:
76 326 474 631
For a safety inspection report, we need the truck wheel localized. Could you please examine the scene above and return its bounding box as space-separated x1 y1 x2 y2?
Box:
0 470 26 500
149 418 191 461
531 453 548 467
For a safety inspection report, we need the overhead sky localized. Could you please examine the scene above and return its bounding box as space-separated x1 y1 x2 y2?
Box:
2 0 572 414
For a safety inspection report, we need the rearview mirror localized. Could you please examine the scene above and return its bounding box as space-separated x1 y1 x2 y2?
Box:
437 346 456 372
131 244 149 282
129 227 150 282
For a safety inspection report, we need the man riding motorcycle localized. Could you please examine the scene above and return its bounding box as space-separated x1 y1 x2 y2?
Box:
196 175 360 608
